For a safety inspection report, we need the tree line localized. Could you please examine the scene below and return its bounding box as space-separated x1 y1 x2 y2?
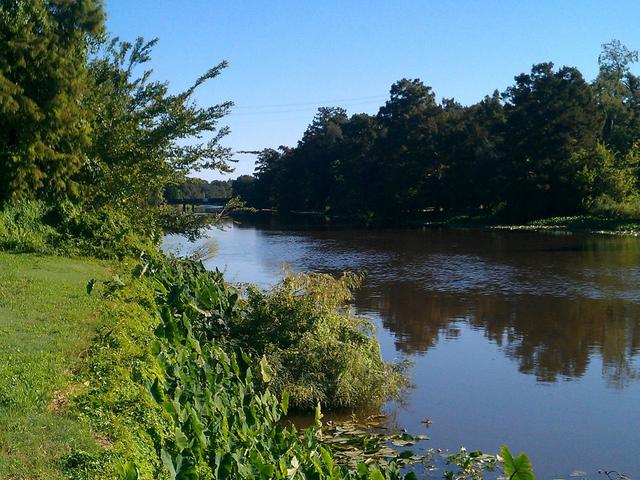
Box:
165 178 232 202
240 41 640 221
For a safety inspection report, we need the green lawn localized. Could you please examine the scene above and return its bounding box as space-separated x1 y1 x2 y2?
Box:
0 253 111 479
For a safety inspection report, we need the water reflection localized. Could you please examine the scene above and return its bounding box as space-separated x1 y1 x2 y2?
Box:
355 285 640 388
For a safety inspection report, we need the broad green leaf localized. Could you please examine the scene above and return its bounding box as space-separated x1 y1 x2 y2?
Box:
281 390 290 415
115 461 139 480
160 449 176 479
501 445 536 480
259 355 273 383
174 428 189 450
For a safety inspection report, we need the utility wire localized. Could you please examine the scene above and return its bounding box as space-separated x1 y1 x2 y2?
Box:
230 99 385 116
233 95 387 110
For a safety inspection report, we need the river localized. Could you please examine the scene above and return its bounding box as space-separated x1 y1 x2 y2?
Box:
163 218 640 479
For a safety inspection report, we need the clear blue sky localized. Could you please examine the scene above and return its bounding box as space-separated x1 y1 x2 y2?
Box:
105 0 640 180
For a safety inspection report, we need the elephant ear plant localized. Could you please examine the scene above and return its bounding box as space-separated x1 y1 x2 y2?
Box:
71 256 535 479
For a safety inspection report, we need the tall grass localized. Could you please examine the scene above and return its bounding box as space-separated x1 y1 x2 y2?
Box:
0 200 156 258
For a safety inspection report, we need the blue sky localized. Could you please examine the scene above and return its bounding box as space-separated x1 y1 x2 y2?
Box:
105 0 640 180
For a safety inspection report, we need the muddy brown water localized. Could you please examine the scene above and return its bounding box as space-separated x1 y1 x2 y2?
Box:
163 219 640 479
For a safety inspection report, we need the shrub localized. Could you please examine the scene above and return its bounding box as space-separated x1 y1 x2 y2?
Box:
588 193 640 218
54 202 158 259
231 271 408 410
0 201 59 253
0 200 160 258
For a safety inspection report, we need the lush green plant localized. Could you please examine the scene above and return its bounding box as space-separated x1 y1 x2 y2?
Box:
0 200 59 253
0 200 158 258
500 445 535 480
443 446 535 480
230 271 408 410
68 256 417 479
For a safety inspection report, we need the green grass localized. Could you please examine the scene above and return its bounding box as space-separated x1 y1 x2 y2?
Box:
0 253 112 479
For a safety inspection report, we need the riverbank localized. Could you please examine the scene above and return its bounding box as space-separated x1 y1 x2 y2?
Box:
230 209 640 236
0 247 429 479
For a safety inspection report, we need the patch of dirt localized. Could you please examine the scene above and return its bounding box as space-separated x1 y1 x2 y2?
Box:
93 432 113 448
48 383 84 413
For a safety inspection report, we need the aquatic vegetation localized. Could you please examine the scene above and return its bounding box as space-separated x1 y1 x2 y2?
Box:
230 271 409 410
442 446 534 480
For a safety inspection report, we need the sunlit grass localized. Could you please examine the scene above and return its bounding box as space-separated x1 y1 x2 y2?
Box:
0 253 111 479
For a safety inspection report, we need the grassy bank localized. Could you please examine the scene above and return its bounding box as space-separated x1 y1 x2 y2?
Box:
0 253 112 479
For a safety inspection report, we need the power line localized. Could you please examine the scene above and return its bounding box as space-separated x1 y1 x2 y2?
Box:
233 94 387 110
230 99 385 117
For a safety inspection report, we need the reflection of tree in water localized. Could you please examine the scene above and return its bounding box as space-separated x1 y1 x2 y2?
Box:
354 283 640 388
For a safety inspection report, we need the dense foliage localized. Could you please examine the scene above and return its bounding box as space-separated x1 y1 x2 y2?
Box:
165 178 233 203
67 256 420 479
0 0 232 241
243 41 640 221
0 200 157 257
0 0 103 202
231 272 407 410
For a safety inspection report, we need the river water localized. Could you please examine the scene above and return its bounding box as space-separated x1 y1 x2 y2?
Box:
163 218 640 479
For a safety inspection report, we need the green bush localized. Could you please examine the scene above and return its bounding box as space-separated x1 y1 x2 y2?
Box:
231 271 408 410
0 200 159 258
0 201 59 253
588 193 640 218
54 202 158 259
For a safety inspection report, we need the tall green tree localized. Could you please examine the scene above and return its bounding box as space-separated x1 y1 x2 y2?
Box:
436 91 506 212
295 107 349 211
0 0 104 202
593 39 640 153
375 79 442 214
502 63 601 217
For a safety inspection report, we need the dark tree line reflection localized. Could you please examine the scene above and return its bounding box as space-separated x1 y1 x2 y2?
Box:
354 283 640 389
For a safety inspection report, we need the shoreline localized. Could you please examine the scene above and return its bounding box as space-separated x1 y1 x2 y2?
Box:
227 209 640 237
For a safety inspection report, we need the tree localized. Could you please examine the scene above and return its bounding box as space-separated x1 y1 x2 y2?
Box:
327 112 380 214
80 37 233 227
436 91 506 213
252 147 290 209
502 63 602 218
375 79 442 214
0 0 104 202
231 175 256 204
593 39 640 153
294 107 349 212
